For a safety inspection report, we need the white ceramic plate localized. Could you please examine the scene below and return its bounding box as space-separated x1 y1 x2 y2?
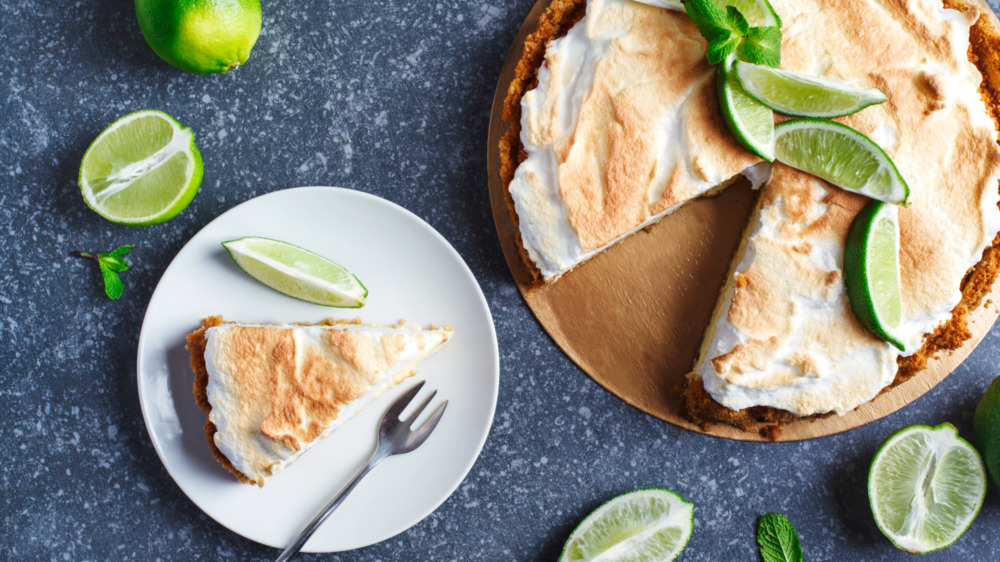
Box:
136 187 499 552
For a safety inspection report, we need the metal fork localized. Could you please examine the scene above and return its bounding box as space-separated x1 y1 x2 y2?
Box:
275 380 448 561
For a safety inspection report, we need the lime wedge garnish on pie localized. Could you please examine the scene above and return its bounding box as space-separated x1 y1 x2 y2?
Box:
734 61 887 117
774 118 910 204
718 56 775 161
559 488 693 562
79 109 203 226
868 423 986 554
631 0 781 26
844 201 905 350
222 237 367 308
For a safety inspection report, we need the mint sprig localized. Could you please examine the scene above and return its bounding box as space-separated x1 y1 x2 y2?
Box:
682 0 781 67
757 513 802 562
71 245 134 300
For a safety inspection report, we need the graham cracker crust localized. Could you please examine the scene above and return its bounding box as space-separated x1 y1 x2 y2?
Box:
497 0 1000 439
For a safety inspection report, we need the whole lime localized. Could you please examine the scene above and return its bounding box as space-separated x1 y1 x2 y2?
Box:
135 0 262 74
974 375 1000 490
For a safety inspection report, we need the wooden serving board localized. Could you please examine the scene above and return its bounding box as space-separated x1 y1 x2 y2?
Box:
486 0 1000 441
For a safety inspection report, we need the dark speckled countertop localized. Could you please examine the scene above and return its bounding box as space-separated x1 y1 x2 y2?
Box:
2 0 999 560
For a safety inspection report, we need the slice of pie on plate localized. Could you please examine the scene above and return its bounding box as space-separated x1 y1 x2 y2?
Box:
500 0 1000 434
186 316 451 486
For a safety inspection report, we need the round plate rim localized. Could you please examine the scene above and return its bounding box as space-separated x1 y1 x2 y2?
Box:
136 186 499 549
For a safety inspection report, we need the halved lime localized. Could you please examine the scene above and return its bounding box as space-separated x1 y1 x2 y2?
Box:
974 375 1000 491
79 110 203 226
735 61 886 117
559 488 693 562
222 237 367 308
869 423 987 554
844 200 905 350
718 56 775 161
631 0 782 26
774 119 909 204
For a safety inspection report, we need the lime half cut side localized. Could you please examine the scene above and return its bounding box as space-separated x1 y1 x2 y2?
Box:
844 200 905 350
630 0 781 26
718 56 775 161
222 237 368 308
869 423 987 554
559 488 694 562
774 119 909 204
79 109 203 226
735 61 887 117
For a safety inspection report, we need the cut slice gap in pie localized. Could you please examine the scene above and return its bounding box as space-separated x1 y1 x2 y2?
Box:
186 316 452 486
500 0 1000 434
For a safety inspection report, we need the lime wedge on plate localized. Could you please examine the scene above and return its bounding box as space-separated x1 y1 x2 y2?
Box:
718 56 775 161
774 119 909 204
844 200 905 350
974 375 1000 490
735 61 887 117
222 237 367 308
79 110 203 225
559 488 693 562
631 0 781 26
869 423 987 554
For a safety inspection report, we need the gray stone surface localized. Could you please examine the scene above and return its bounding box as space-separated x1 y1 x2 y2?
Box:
2 0 999 559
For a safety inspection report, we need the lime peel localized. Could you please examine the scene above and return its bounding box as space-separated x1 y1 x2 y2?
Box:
735 60 887 118
222 237 368 308
774 118 910 205
844 200 905 350
718 55 776 161
79 109 203 226
559 488 693 562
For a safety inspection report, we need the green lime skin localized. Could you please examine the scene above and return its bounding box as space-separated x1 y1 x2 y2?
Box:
974 375 1000 491
135 0 262 74
843 200 905 350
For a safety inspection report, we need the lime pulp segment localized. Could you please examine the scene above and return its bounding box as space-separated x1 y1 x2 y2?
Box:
559 488 693 562
734 61 887 117
79 109 203 225
222 237 367 308
869 424 987 554
844 201 905 350
718 56 775 161
774 119 909 204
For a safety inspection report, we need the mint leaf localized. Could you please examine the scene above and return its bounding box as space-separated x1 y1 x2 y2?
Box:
707 36 741 65
743 26 782 67
726 6 749 35
100 265 124 300
109 245 133 258
757 513 802 562
72 244 135 300
683 0 732 42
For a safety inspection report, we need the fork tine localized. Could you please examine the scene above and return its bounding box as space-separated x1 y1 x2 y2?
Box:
403 389 438 425
405 400 448 451
381 380 425 424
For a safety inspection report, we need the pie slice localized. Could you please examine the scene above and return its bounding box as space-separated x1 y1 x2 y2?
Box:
500 0 1000 433
186 316 451 486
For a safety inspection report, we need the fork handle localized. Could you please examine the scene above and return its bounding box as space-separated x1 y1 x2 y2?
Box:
275 455 380 561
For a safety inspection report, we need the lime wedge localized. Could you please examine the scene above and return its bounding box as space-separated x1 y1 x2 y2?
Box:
79 110 203 225
774 119 910 204
734 61 887 117
631 0 781 26
559 488 693 562
869 423 987 554
718 56 775 161
222 237 367 308
974 375 1000 491
843 200 905 350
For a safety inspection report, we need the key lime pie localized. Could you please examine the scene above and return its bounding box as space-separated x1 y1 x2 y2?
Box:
499 0 1000 434
187 316 451 485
